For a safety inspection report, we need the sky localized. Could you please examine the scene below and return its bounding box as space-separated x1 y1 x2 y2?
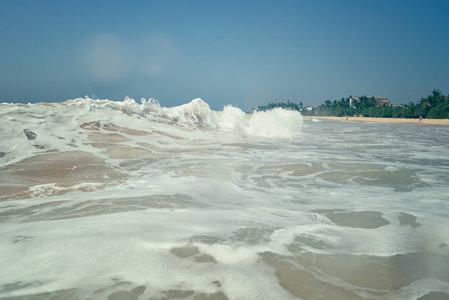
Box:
1 0 449 111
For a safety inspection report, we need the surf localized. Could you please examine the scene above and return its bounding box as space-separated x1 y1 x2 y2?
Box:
0 96 448 300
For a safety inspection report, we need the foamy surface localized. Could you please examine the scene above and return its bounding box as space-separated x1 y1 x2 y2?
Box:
1 98 448 299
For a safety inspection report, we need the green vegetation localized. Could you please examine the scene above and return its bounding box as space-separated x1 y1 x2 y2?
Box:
256 101 303 111
255 89 449 119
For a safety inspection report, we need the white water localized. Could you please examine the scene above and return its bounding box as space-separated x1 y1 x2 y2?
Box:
0 97 448 300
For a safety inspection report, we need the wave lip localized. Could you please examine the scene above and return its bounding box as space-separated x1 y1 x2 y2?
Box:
161 98 303 139
245 108 303 138
161 98 217 127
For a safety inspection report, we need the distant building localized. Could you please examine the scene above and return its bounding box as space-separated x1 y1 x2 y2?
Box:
350 96 390 107
375 98 390 107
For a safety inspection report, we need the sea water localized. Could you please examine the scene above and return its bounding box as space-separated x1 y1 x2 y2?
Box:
0 98 448 300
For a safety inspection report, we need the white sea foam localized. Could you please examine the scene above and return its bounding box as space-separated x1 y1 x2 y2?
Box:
0 97 448 299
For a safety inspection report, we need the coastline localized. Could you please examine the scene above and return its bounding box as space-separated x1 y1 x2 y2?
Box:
303 116 449 125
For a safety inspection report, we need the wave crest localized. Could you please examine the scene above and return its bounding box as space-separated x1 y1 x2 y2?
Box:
163 98 303 138
68 97 303 138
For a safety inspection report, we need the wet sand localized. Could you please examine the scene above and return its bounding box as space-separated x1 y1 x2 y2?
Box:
304 116 449 125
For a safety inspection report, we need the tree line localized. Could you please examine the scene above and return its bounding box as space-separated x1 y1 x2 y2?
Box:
256 101 304 112
255 89 449 119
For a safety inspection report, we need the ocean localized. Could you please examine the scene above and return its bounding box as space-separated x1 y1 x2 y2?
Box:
0 98 448 300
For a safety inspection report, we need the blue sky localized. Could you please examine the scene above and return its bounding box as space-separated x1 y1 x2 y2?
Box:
1 0 449 110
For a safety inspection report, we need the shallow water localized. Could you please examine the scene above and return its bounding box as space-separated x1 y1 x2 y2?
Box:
0 98 448 299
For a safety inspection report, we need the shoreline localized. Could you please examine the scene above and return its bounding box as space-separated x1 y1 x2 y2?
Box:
303 116 449 125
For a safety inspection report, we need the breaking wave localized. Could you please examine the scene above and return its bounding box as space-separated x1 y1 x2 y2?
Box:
104 97 303 138
1 95 449 300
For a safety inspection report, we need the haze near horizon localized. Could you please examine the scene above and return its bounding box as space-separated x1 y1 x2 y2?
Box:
1 0 449 111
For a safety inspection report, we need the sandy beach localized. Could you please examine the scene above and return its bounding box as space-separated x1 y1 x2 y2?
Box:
304 116 449 125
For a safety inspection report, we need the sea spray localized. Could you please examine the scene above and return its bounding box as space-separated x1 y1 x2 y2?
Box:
159 98 303 138
160 98 217 127
68 96 304 138
246 108 303 138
